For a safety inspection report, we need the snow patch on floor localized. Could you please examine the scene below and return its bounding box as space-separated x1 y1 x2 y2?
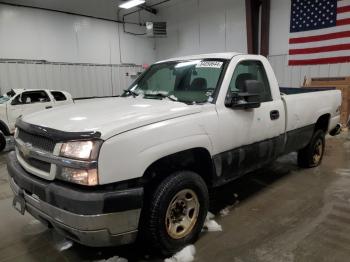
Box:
219 193 240 217
219 207 230 217
54 238 73 252
164 245 196 262
95 256 128 262
22 219 47 235
203 212 222 232
335 168 350 176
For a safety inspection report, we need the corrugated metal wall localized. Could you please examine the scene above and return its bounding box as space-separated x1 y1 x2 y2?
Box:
0 60 143 98
269 54 350 88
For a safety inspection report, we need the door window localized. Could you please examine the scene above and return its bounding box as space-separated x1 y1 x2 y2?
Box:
11 95 22 105
228 60 272 102
51 91 67 101
21 91 50 104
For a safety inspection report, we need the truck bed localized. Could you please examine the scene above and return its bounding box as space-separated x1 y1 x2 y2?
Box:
280 87 341 135
280 87 335 95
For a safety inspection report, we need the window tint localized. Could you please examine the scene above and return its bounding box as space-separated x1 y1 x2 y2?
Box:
132 60 226 103
189 67 222 90
21 91 50 104
51 91 67 101
228 60 272 102
142 67 176 93
11 95 22 105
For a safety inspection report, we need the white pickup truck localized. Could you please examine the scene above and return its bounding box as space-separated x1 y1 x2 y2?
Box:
7 53 341 255
0 89 72 151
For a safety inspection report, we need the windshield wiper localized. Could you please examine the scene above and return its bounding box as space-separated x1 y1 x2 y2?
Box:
143 93 178 102
123 89 139 98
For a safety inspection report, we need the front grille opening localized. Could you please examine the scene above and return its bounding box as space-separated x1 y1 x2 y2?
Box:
18 150 51 173
17 128 55 153
26 158 51 173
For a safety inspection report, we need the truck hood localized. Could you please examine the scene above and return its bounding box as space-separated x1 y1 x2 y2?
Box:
22 97 203 139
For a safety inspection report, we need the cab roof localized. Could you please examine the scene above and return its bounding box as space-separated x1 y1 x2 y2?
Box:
11 89 69 94
156 52 242 63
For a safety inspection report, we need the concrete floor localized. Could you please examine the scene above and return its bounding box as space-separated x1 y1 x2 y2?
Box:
0 132 350 262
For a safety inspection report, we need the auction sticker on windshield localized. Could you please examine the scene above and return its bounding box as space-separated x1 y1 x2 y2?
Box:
196 61 223 68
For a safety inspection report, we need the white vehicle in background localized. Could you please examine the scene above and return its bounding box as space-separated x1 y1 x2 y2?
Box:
0 89 73 151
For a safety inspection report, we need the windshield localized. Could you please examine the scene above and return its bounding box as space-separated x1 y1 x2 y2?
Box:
125 59 227 104
0 90 16 104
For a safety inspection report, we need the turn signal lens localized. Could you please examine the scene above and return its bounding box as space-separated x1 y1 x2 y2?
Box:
59 168 98 186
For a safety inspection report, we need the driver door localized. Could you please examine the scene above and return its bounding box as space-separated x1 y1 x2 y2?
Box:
215 59 285 182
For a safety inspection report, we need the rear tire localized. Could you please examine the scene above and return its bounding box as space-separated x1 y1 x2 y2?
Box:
0 132 6 152
297 129 325 168
142 171 209 256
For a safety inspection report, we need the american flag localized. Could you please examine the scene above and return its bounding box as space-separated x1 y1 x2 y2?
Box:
289 0 350 65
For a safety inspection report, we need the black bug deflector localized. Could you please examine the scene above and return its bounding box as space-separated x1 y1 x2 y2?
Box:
16 118 102 142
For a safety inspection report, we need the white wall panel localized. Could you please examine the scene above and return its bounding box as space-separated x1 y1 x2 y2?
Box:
269 0 290 56
269 54 350 87
0 4 155 64
0 61 142 98
155 0 247 60
0 3 150 98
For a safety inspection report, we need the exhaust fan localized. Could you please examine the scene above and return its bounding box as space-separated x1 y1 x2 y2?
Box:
146 22 167 38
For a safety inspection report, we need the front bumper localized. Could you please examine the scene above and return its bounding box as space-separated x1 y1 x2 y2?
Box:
7 152 143 247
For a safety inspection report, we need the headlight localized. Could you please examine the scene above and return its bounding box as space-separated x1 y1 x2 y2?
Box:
58 167 98 186
57 140 102 186
60 140 102 160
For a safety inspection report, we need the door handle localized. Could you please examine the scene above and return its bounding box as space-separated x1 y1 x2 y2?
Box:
45 106 52 109
270 110 279 120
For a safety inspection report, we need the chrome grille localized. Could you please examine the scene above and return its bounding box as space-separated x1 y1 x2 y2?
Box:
18 150 51 173
17 128 55 153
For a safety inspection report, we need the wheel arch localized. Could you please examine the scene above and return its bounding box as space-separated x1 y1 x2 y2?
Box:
315 113 331 133
142 147 215 188
0 120 10 136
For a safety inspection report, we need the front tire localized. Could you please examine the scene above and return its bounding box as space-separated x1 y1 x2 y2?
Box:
143 171 209 256
297 129 325 168
0 132 6 152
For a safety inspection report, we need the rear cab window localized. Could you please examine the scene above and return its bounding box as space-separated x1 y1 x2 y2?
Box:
51 91 67 101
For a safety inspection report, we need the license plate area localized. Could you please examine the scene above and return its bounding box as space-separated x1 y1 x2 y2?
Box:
13 195 26 215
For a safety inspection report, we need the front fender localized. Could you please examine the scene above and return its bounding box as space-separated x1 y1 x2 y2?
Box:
98 119 213 185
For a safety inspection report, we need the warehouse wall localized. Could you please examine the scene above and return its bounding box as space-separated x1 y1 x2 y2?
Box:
0 4 155 64
0 3 155 96
155 0 247 60
0 61 142 98
154 0 350 88
269 0 350 87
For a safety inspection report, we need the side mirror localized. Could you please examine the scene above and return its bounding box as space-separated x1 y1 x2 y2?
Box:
225 80 262 109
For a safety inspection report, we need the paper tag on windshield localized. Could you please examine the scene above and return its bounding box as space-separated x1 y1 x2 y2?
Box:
196 61 223 68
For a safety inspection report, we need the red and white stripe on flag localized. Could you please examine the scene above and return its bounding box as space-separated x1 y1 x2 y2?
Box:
289 0 350 66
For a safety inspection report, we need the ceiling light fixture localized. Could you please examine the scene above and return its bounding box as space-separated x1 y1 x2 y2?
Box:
119 0 145 9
